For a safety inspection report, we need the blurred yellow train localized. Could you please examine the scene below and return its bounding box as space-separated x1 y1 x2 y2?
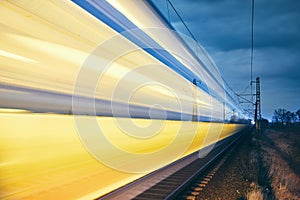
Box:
0 0 248 199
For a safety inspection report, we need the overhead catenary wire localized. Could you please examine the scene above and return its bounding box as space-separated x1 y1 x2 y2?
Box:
166 0 171 22
165 0 257 118
232 0 256 118
166 1 242 104
166 0 198 43
250 0 255 117
250 0 255 93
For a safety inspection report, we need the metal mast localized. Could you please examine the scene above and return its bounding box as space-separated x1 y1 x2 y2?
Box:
254 77 261 130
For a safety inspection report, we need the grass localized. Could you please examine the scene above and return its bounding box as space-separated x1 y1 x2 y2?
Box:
254 126 300 199
246 184 263 200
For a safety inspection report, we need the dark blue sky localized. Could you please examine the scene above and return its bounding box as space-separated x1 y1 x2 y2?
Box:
153 0 300 120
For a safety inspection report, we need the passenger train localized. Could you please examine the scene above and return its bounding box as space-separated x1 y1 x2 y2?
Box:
0 0 249 199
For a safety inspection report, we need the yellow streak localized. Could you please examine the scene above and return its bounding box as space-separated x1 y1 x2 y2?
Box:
0 49 38 64
8 34 88 65
0 108 29 113
0 111 246 199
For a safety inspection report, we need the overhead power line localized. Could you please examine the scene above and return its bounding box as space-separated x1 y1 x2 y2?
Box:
166 0 198 43
250 0 255 90
165 0 255 118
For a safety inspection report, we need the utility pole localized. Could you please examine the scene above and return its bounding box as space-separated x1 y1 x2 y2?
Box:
254 77 261 131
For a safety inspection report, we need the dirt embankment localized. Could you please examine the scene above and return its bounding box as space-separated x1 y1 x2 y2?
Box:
252 125 300 200
196 129 272 200
196 125 300 200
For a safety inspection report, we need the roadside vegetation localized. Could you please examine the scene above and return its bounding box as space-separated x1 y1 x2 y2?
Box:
246 108 300 200
174 108 300 199
272 108 300 125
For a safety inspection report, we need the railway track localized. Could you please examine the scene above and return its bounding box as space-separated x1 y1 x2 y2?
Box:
98 128 251 200
175 137 239 200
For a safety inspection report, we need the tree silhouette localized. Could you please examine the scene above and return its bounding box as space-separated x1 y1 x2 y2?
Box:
289 112 297 124
274 108 288 124
296 109 300 122
273 108 300 124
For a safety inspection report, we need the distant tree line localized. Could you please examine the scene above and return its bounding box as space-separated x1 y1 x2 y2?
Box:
272 108 300 124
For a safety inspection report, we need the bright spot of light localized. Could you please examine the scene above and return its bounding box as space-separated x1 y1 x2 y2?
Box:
0 108 30 113
8 34 88 65
0 49 38 64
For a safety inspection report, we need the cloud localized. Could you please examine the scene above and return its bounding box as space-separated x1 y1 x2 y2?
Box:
169 0 252 51
153 0 300 120
169 0 300 51
210 45 300 119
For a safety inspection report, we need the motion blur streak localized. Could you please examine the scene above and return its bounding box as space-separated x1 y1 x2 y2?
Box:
0 111 245 199
0 0 248 199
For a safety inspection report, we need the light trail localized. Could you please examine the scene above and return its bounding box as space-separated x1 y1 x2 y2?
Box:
0 0 249 198
0 111 246 199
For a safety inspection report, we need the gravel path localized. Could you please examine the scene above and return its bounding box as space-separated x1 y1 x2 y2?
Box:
196 131 262 200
